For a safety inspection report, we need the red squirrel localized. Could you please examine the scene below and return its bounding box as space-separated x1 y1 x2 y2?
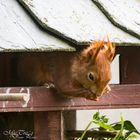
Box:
17 37 115 101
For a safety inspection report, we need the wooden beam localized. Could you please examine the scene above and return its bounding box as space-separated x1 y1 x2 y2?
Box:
0 84 139 112
66 130 116 138
34 111 64 140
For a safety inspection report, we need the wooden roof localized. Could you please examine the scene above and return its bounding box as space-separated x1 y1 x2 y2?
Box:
0 0 140 52
93 0 140 39
19 0 140 47
0 0 75 52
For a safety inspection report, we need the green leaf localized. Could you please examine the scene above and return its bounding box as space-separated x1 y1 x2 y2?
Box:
101 115 109 123
93 111 100 121
113 120 140 139
113 120 140 134
81 111 140 140
112 123 121 130
124 120 140 134
94 121 115 131
126 133 138 139
125 131 138 139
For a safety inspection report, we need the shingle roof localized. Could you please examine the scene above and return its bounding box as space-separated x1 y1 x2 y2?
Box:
19 0 140 47
0 0 140 52
0 0 75 52
93 0 140 39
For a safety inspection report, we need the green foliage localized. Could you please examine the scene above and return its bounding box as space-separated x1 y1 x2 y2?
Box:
80 111 140 140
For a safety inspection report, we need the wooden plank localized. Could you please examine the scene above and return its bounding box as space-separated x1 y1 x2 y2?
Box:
93 0 140 39
46 111 64 140
34 112 48 140
64 111 76 139
34 111 64 140
0 84 139 112
0 0 75 52
66 130 116 138
19 0 140 46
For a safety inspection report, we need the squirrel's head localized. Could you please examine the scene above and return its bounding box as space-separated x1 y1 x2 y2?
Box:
72 36 115 100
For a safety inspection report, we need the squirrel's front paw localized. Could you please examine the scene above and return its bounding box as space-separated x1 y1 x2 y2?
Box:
43 83 55 88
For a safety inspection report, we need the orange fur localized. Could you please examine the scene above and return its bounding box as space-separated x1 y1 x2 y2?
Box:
72 37 115 100
17 36 115 101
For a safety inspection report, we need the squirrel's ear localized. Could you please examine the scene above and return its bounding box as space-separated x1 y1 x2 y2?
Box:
105 36 115 62
80 47 93 63
80 41 102 63
92 41 103 62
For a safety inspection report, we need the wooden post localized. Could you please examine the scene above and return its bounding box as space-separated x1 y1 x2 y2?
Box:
34 111 64 140
119 47 140 84
64 111 76 140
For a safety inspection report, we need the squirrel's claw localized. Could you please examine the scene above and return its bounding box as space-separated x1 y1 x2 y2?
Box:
43 82 55 88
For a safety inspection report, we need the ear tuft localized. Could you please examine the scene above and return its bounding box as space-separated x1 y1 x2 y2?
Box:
92 40 104 60
105 35 116 62
80 40 104 63
80 46 94 63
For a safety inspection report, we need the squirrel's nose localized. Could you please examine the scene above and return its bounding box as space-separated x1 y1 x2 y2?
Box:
94 97 99 101
96 89 105 97
96 93 102 97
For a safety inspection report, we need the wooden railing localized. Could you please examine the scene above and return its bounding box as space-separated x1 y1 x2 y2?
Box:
0 84 140 112
0 46 139 139
0 84 139 139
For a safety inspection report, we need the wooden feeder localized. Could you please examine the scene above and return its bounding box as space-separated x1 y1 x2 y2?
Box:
0 0 140 139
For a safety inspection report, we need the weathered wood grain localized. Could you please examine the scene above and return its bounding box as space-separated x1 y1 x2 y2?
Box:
34 111 64 140
0 0 75 52
0 84 139 112
93 0 140 39
19 0 140 46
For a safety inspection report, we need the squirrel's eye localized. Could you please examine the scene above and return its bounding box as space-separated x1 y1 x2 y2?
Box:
88 72 95 81
102 44 108 50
